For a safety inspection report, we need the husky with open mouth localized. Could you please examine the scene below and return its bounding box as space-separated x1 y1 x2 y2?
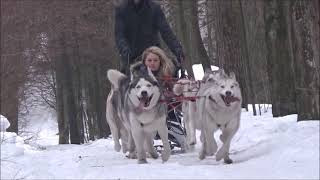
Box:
198 69 242 164
106 63 170 164
172 69 221 149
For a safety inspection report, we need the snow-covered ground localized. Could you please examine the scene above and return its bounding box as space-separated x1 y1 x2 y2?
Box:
1 65 319 179
1 107 319 179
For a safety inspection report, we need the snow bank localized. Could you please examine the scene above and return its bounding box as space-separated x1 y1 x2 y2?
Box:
1 114 25 158
0 114 10 131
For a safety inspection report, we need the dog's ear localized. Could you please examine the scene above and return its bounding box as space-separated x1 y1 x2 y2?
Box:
129 82 135 89
219 69 226 75
130 61 148 80
107 69 127 90
207 77 215 83
229 72 236 80
218 69 228 79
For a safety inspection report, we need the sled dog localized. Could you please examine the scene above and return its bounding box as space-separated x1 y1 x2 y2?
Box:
172 69 222 148
198 70 242 164
106 64 170 164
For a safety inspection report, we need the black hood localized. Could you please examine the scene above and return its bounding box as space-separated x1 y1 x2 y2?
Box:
129 0 146 10
115 0 183 67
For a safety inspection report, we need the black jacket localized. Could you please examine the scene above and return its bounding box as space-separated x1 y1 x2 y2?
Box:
115 0 183 67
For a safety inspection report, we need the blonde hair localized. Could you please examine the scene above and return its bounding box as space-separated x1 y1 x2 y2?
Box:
142 46 175 77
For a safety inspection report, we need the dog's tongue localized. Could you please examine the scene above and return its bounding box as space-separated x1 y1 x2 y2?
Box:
225 96 240 104
139 96 149 108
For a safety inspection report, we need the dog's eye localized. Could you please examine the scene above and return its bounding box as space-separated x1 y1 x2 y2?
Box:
146 84 152 88
231 85 234 88
136 85 141 89
221 85 225 88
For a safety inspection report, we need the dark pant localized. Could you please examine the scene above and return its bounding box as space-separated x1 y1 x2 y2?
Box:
167 102 182 123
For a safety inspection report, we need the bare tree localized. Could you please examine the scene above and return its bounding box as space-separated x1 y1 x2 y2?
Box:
215 0 251 109
1 0 115 143
1 0 33 133
264 0 297 117
165 0 211 77
204 0 217 64
240 0 270 106
290 0 320 121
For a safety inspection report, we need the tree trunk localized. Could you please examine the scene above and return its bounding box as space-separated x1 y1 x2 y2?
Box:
73 33 85 144
189 0 211 70
85 64 97 141
176 0 194 77
56 34 69 144
64 59 80 144
290 0 320 121
240 0 270 105
264 0 297 117
170 0 212 77
215 0 250 109
56 32 81 144
94 65 110 138
239 0 257 115
205 0 216 64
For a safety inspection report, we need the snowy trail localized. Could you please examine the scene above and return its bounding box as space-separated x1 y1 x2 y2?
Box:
1 111 319 179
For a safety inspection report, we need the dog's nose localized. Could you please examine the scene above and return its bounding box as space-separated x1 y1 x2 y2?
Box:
141 91 148 97
226 91 232 96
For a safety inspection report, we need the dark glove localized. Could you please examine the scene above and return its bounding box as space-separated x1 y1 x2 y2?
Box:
180 68 186 79
176 51 187 78
174 61 187 79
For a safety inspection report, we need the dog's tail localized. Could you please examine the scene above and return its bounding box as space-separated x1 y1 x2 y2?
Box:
107 69 126 90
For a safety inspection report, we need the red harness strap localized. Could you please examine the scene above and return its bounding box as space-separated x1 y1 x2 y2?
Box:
157 75 203 110
159 95 199 105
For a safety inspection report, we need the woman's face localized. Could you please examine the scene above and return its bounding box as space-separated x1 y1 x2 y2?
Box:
144 52 161 71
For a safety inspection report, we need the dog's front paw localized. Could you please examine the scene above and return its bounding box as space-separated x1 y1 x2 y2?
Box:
161 149 170 162
122 144 129 153
114 144 121 152
199 150 206 160
224 157 233 164
127 152 137 159
138 159 148 164
216 149 227 161
206 143 217 156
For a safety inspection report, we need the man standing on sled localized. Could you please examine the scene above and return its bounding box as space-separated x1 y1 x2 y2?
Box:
114 0 185 76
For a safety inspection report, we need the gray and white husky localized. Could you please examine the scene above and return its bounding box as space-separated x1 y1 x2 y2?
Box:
172 69 221 148
106 65 170 164
198 70 242 164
